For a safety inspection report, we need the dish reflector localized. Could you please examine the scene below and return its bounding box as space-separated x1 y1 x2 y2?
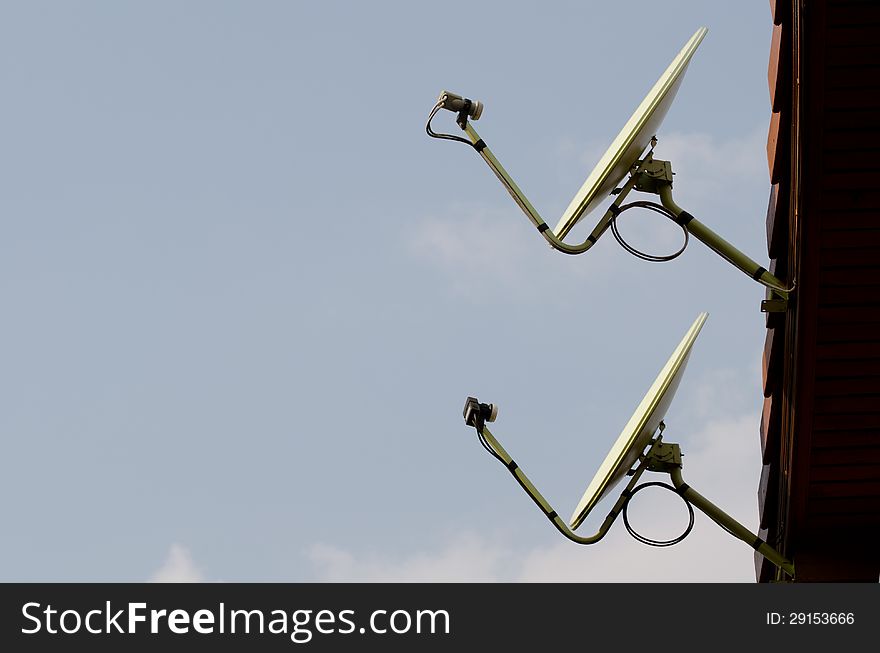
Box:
554 27 707 240
569 312 708 530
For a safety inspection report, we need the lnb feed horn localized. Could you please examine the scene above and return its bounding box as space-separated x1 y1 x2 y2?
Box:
437 90 483 122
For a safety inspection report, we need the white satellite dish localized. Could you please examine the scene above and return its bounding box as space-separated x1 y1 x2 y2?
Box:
554 27 707 240
461 311 795 578
569 312 708 530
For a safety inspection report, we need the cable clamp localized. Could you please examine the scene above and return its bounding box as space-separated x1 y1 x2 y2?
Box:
456 99 472 129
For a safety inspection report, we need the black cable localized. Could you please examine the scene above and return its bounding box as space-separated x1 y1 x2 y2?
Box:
476 428 505 465
425 101 475 148
622 481 695 547
610 200 689 262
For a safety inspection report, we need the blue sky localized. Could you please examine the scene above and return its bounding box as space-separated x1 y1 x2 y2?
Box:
1 1 776 581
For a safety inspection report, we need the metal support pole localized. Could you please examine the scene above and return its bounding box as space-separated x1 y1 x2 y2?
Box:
669 467 795 579
657 183 791 297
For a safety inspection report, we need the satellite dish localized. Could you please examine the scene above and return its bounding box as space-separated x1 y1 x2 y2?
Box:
429 27 792 296
569 312 708 530
553 27 708 240
461 311 794 578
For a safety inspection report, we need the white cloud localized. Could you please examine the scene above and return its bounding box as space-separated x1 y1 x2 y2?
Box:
406 207 535 295
308 523 754 583
308 410 764 582
651 125 767 204
560 123 766 204
307 534 511 582
686 367 759 422
149 543 205 583
141 415 762 584
406 204 618 301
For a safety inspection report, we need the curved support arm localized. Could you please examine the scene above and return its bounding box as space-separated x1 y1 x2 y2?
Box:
669 467 795 579
478 425 649 545
460 123 640 255
657 184 793 297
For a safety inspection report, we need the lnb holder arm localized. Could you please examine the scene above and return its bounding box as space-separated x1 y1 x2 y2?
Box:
460 121 642 255
426 91 641 255
463 397 648 545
